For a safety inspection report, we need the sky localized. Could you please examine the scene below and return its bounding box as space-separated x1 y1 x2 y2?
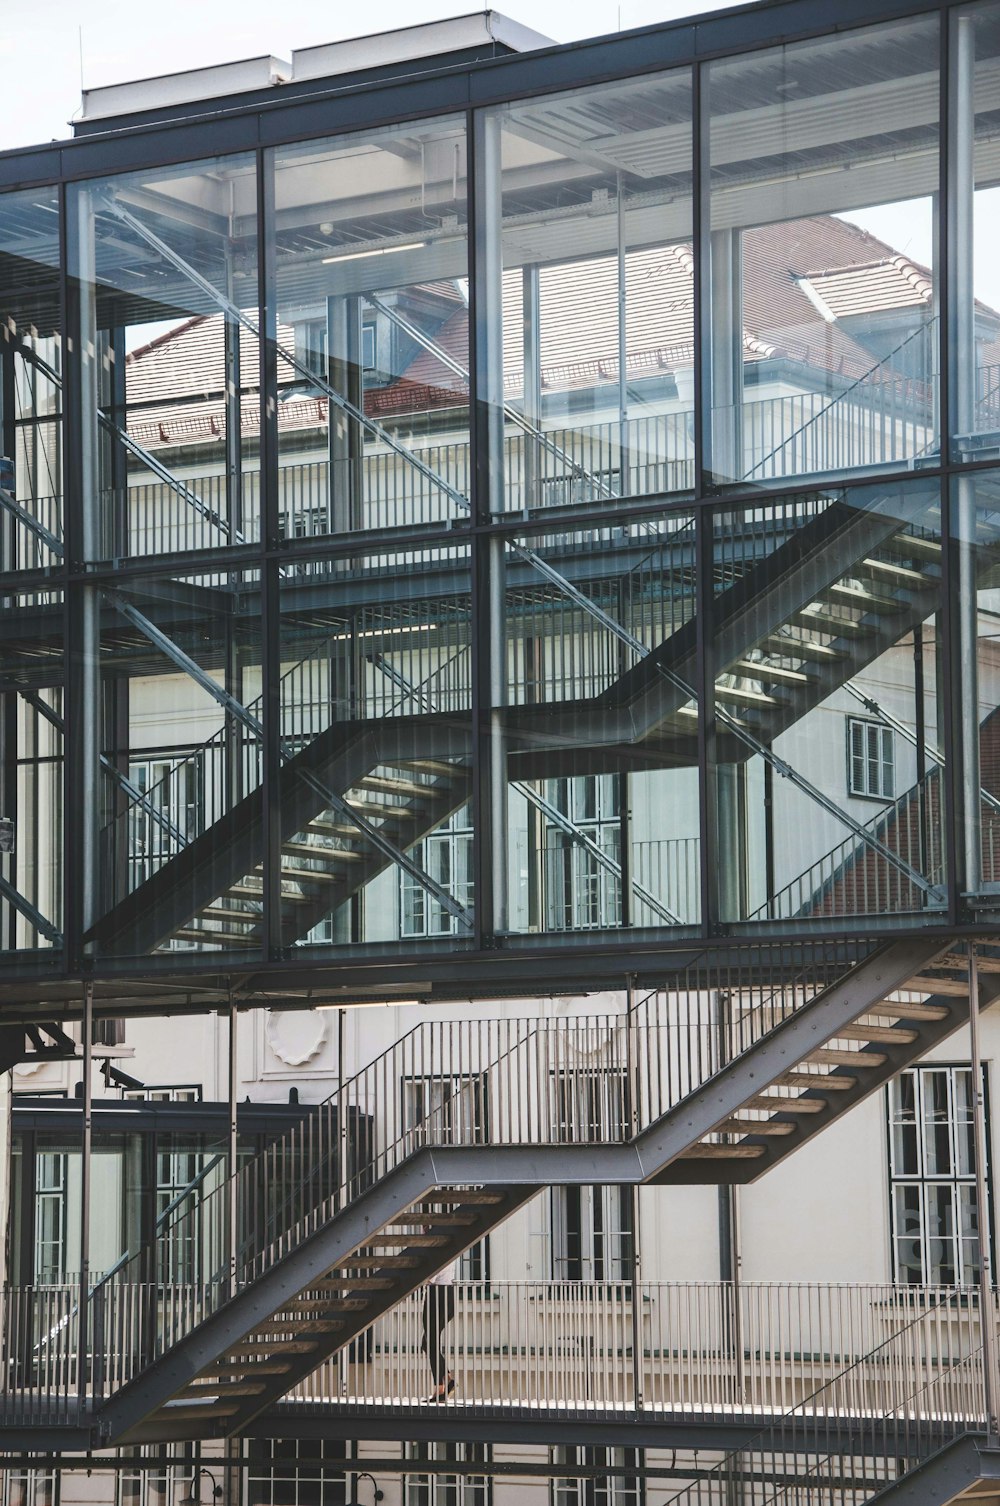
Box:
0 0 743 151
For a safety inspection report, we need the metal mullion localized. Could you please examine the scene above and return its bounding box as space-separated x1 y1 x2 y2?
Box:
940 5 964 930
258 144 282 962
469 104 500 950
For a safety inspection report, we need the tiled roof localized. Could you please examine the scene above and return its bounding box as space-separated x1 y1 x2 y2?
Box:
121 213 970 450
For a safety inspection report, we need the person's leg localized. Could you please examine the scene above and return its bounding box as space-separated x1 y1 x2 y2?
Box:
425 1287 446 1386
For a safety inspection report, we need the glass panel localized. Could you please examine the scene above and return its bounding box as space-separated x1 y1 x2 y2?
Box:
952 4 1000 460
278 541 472 950
711 479 945 925
925 1182 957 1283
893 1183 925 1283
67 154 259 561
952 469 1000 895
0 185 62 573
0 584 63 952
890 1073 919 1176
482 69 694 517
93 566 262 959
921 1068 954 1175
503 511 699 935
271 117 469 539
707 14 940 486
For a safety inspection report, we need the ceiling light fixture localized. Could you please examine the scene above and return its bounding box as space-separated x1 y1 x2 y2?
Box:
322 240 427 264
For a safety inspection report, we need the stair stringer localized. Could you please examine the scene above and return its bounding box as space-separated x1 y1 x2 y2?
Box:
852 1434 1000 1506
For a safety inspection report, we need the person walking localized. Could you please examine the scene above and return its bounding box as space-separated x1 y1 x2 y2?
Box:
422 1249 458 1401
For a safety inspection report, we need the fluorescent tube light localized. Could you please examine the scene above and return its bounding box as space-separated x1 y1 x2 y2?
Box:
322 241 427 265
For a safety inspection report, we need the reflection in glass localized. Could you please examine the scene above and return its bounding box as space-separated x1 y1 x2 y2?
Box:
711 480 944 924
482 70 694 516
278 543 473 949
67 155 259 561
0 187 62 573
503 512 699 934
952 468 1000 895
953 4 1000 459
92 567 263 958
707 14 940 486
271 119 470 539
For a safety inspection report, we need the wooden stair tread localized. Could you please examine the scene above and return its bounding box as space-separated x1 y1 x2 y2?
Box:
775 1070 857 1092
716 1118 796 1137
745 1094 825 1114
806 1047 887 1068
906 975 968 997
868 1000 949 1022
836 1022 919 1045
681 1144 766 1159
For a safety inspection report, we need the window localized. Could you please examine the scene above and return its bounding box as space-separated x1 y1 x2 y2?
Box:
117 1446 192 1506
156 1138 205 1286
550 1067 633 1282
551 1448 644 1506
34 1150 68 1285
888 1066 992 1285
2 1469 57 1506
122 1085 202 1103
128 752 204 889
544 776 621 931
401 1075 488 1281
247 1440 346 1506
404 1443 491 1506
847 717 894 801
401 805 473 937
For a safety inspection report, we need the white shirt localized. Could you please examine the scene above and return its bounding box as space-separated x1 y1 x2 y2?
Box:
429 1257 459 1286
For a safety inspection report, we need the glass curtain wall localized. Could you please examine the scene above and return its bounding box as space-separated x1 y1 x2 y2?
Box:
270 117 470 540
8 6 1000 968
480 69 694 518
706 14 941 487
0 189 64 952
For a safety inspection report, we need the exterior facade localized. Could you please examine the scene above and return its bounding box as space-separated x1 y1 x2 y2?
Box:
4 1 1000 1503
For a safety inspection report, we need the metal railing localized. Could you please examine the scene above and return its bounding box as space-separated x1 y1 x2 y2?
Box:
752 771 947 923
0 1278 987 1437
292 1281 984 1419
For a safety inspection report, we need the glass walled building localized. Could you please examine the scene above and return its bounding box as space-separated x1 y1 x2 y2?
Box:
1 1 1000 998
7 3 1000 1497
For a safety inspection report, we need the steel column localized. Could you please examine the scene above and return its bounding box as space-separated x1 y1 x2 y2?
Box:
77 981 94 1406
969 943 999 1439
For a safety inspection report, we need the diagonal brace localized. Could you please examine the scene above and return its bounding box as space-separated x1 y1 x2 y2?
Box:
18 689 187 849
103 590 472 930
99 196 467 514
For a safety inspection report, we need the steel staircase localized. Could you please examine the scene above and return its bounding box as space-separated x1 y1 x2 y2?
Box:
65 936 997 1446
